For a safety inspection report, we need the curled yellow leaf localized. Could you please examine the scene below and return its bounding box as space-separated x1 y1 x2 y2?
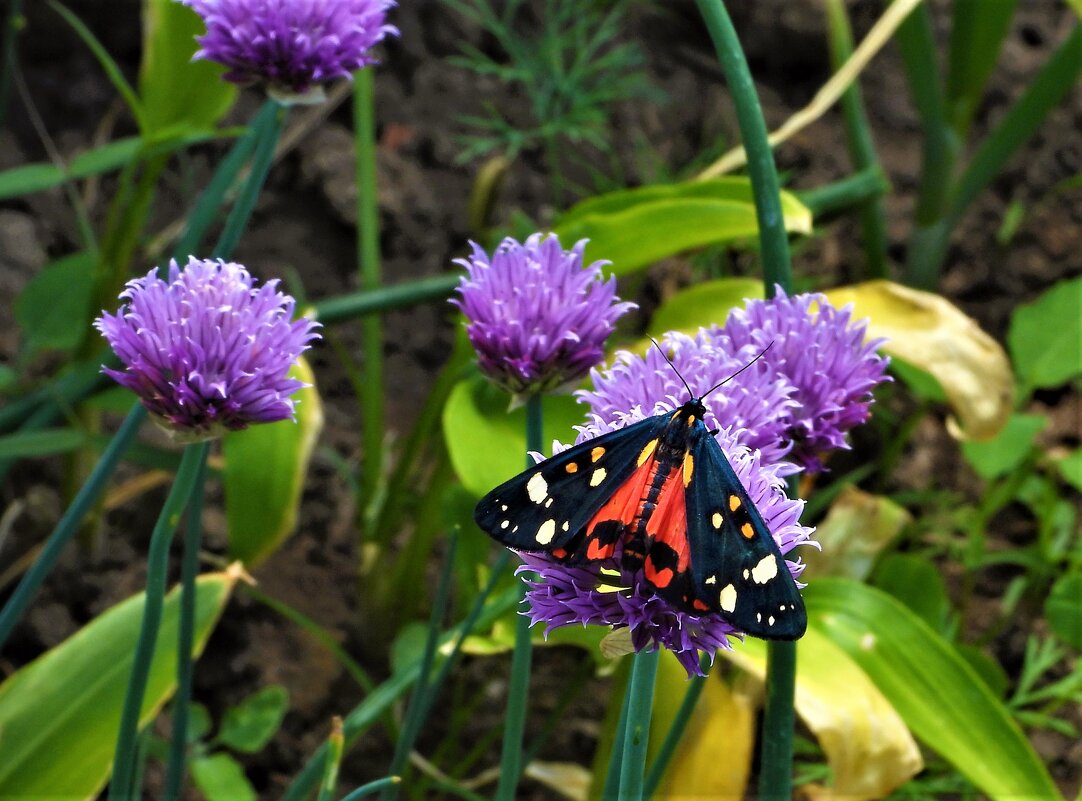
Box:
825 280 1013 440
803 486 912 581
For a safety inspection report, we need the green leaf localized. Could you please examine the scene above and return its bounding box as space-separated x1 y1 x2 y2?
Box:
190 753 257 801
140 0 236 134
1008 276 1082 394
807 578 1062 801
223 357 323 566
216 686 289 754
946 0 1019 135
187 703 213 743
954 643 1010 699
871 554 950 632
1045 574 1082 649
1056 449 1082 494
14 252 95 355
648 277 762 336
889 357 948 403
961 413 1047 479
442 374 586 498
0 428 89 459
0 572 237 799
551 178 812 276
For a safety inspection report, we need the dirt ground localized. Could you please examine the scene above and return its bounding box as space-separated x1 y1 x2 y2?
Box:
1 1 1079 798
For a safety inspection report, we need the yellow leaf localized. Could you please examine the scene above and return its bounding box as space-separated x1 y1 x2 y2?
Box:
825 280 1013 440
723 631 923 801
803 486 912 581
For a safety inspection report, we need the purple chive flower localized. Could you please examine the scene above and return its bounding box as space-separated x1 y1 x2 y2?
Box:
452 233 636 397
184 0 398 100
95 257 320 440
520 422 814 677
715 287 890 471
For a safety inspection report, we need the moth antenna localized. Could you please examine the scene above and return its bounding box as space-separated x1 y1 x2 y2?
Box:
700 341 775 401
649 336 694 399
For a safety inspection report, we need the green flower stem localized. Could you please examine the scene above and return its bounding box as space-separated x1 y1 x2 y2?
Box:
601 679 631 801
0 404 146 650
495 395 542 801
313 274 459 325
824 0 889 278
354 67 385 527
796 167 890 221
108 441 210 801
617 648 660 801
342 777 401 801
380 532 459 800
316 718 345 801
694 2 799 798
164 454 208 801
175 99 278 260
694 0 791 295
215 101 286 259
280 558 519 801
642 657 709 797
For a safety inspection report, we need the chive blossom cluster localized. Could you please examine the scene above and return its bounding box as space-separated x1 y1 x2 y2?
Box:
184 0 398 100
96 257 320 440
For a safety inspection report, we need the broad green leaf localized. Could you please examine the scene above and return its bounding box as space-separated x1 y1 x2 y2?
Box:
806 486 911 581
961 413 1047 479
1008 276 1082 395
0 570 238 799
188 703 213 743
223 357 323 566
724 631 921 801
648 277 763 336
946 0 1018 135
1045 574 1082 649
140 0 236 134
14 252 95 355
871 554 950 632
826 281 1014 441
216 686 289 754
442 374 585 498
889 356 948 403
806 578 1062 801
651 652 754 801
1056 449 1082 494
954 643 1010 699
190 753 257 801
0 428 89 459
551 178 812 276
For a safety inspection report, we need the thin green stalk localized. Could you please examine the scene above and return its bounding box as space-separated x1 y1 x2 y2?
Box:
694 3 799 798
174 99 277 260
796 167 890 221
313 274 459 325
215 101 285 258
354 67 385 530
759 639 798 801
164 455 208 801
109 442 210 801
601 680 631 801
617 648 660 801
0 404 146 649
693 0 791 295
341 777 401 801
494 395 542 801
824 0 889 278
642 658 709 797
380 531 460 800
317 718 345 801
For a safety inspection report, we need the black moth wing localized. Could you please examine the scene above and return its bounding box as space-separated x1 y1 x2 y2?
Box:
685 424 807 639
473 413 669 554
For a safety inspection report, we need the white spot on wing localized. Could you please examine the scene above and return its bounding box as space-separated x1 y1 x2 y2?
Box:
719 583 737 612
544 497 553 508
768 616 775 626
561 521 569 531
751 555 779 584
500 520 509 529
711 512 722 528
536 519 557 545
590 468 607 487
705 575 717 585
527 473 548 504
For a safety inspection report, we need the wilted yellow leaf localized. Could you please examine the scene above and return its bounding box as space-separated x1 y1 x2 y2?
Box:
803 486 912 581
524 761 593 801
825 281 1013 441
722 630 922 801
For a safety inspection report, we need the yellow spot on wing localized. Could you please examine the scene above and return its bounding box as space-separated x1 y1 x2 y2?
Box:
682 453 694 487
729 495 741 512
590 446 605 462
741 522 754 539
565 462 578 474
637 439 659 466
711 512 723 528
